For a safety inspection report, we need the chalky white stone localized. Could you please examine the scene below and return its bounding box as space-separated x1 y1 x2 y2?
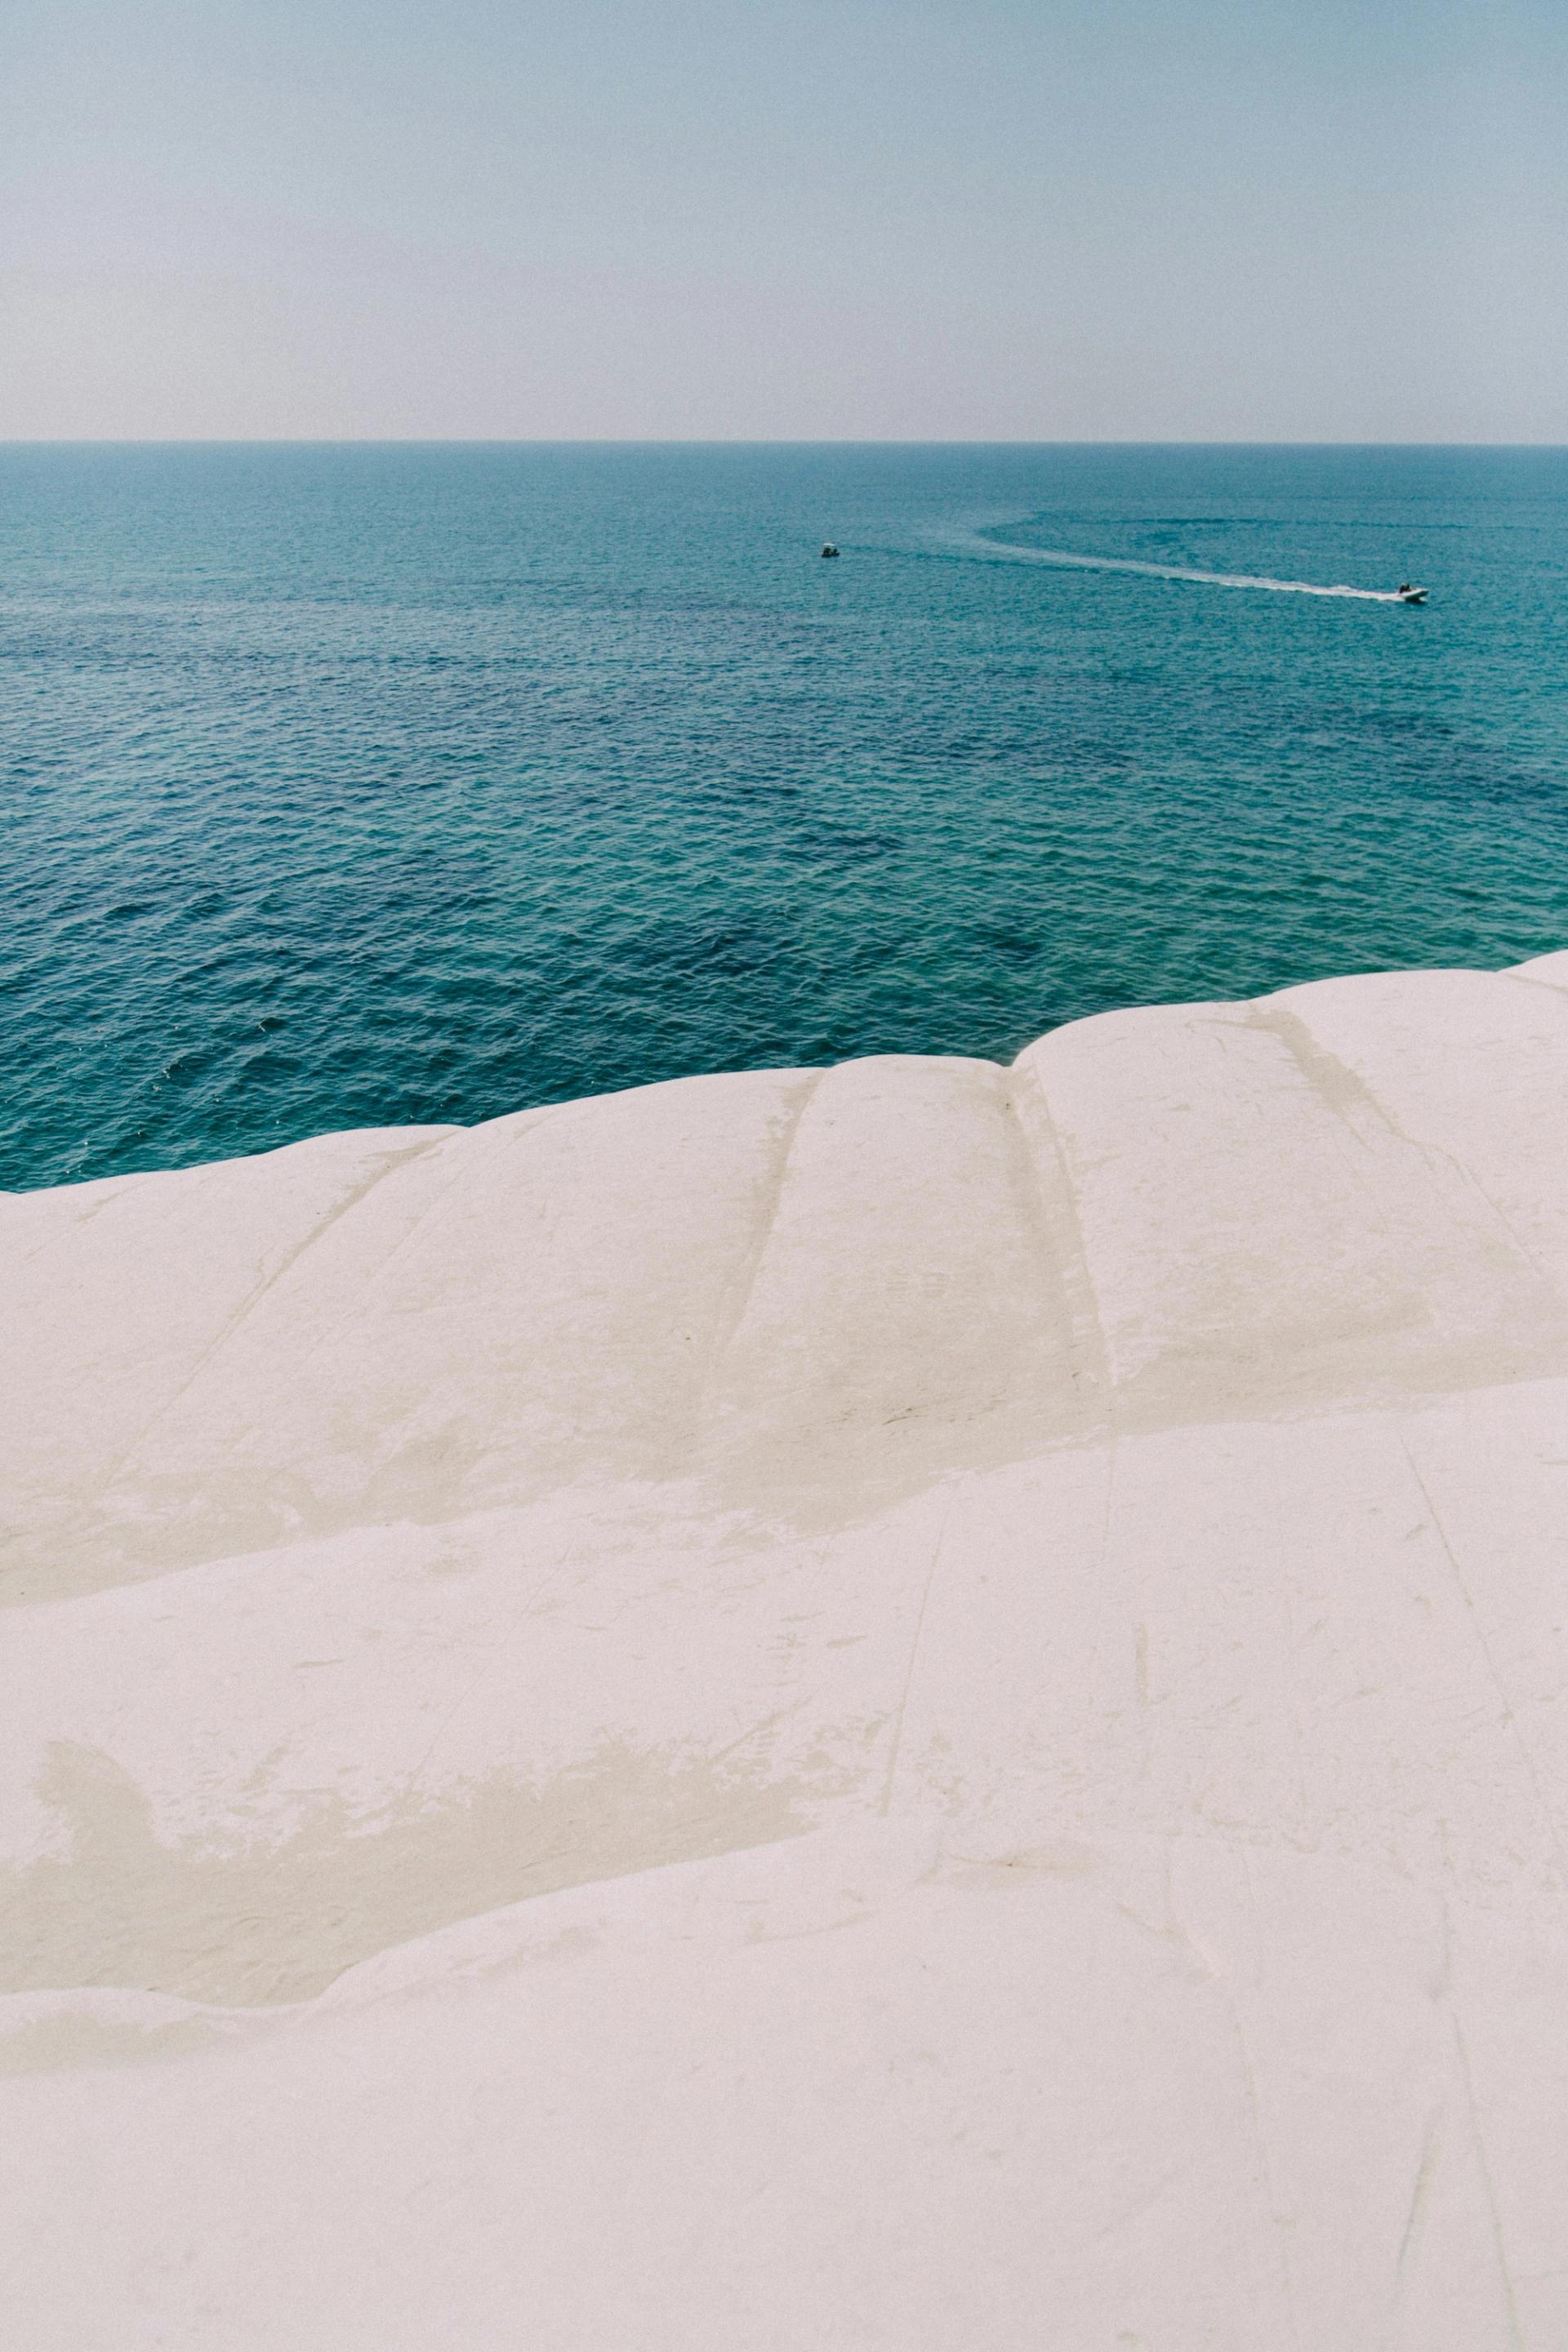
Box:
7 952 1568 2346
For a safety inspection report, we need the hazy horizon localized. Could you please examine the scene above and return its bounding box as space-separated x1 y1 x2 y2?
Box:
5 437 1568 448
4 0 1565 443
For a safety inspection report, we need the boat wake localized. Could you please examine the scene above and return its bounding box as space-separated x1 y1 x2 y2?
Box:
944 529 1407 602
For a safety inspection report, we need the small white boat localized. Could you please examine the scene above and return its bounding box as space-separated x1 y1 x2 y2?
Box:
1395 582 1428 605
820 543 840 559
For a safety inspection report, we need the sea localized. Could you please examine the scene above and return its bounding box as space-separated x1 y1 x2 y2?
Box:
4 441 1567 1192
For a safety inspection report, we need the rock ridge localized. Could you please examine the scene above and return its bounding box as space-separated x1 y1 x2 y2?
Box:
6 952 1568 2346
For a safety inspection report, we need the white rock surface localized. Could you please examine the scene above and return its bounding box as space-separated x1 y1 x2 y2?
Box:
7 956 1568 2346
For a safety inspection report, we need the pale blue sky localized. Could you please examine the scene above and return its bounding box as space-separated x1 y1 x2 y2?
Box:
2 0 1564 439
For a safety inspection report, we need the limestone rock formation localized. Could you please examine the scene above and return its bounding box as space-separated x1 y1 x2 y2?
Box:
7 953 1568 2346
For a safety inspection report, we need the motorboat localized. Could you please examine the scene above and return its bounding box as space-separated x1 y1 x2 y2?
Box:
820 543 840 559
1395 582 1428 605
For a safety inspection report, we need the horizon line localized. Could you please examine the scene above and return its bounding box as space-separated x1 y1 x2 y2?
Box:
3 435 1566 452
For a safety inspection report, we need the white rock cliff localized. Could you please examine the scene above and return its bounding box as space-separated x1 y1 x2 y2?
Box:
7 953 1568 2345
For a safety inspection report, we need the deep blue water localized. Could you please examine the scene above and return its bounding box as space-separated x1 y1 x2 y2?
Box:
4 442 1567 1192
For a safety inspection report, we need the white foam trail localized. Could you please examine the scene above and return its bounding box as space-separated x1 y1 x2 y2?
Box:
943 529 1403 601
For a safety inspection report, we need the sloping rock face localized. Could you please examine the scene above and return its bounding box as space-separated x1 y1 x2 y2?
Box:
7 955 1568 2347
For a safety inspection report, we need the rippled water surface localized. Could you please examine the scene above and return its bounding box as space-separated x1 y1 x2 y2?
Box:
4 441 1567 1189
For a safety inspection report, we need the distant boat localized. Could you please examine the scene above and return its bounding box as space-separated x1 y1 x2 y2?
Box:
1395 582 1428 604
820 543 840 559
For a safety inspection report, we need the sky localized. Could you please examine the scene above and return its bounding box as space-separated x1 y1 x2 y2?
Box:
2 0 1565 441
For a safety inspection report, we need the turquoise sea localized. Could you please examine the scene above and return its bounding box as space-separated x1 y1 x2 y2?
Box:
4 442 1567 1191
